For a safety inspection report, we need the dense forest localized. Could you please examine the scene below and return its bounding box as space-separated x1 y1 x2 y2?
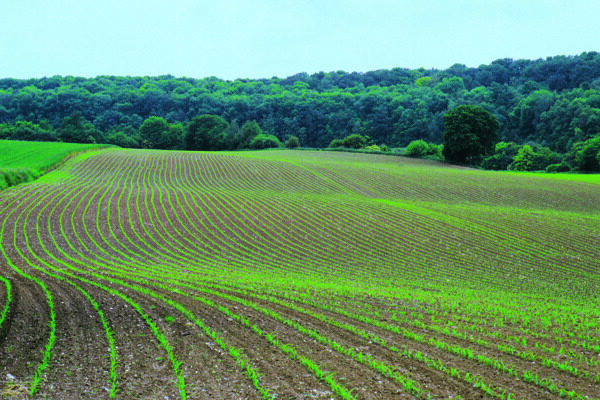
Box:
1 52 600 170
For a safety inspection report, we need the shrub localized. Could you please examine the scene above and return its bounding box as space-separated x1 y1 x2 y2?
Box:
404 140 430 157
404 140 443 160
249 134 281 149
545 162 572 173
482 142 521 170
105 131 140 148
510 144 563 171
328 138 344 148
575 135 600 171
364 144 381 152
342 134 368 149
285 135 300 149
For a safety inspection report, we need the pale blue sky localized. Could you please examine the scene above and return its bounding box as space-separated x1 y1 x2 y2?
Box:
1 0 599 80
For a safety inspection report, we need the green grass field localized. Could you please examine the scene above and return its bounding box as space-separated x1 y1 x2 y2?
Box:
0 146 598 399
0 140 110 190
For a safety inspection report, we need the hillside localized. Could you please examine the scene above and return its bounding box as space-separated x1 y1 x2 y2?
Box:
0 148 599 399
0 140 110 190
1 52 600 154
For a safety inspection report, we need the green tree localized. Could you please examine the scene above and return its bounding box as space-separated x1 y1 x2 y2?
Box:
482 141 521 170
342 133 368 149
224 119 242 149
285 135 300 148
249 134 281 149
0 123 12 139
442 105 499 164
328 138 344 148
10 121 57 142
185 115 229 151
105 130 139 148
511 145 535 171
404 139 430 157
575 135 600 171
240 120 262 149
60 112 99 143
138 116 181 150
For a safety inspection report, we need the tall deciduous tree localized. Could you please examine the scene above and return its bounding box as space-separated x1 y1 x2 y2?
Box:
442 105 499 164
185 115 229 150
240 120 262 149
139 116 181 150
60 111 99 143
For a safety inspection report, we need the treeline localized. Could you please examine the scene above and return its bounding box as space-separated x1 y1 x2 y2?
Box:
0 113 288 151
1 52 600 168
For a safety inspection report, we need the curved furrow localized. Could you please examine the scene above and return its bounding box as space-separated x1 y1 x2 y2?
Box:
9 172 119 397
20 157 282 399
6 155 186 399
0 275 11 337
2 148 599 399
0 186 56 396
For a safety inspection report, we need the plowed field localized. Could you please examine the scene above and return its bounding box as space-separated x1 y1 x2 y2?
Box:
1 148 599 399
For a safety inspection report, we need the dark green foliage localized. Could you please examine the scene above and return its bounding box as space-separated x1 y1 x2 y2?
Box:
328 134 370 149
240 120 262 149
185 115 229 151
482 142 522 170
249 134 281 149
483 141 561 171
10 121 57 142
139 116 182 150
105 128 140 148
0 52 600 162
224 120 242 150
575 135 600 171
285 135 300 148
342 134 368 149
524 145 562 171
545 162 572 173
442 105 499 164
59 112 99 143
0 124 10 139
328 138 344 148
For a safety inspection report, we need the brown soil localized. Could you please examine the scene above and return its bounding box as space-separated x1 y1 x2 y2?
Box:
1 150 599 399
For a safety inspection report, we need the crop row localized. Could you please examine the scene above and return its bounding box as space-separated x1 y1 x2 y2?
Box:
1 148 598 399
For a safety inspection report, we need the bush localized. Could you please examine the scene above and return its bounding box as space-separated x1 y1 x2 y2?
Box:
285 135 300 149
364 144 381 152
380 144 390 152
575 135 600 171
482 142 521 170
105 131 140 148
342 134 368 149
240 120 262 149
404 140 429 157
249 134 281 149
328 138 344 148
511 145 535 171
404 140 443 160
545 162 572 173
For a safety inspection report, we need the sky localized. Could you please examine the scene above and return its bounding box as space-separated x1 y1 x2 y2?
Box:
1 0 599 80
